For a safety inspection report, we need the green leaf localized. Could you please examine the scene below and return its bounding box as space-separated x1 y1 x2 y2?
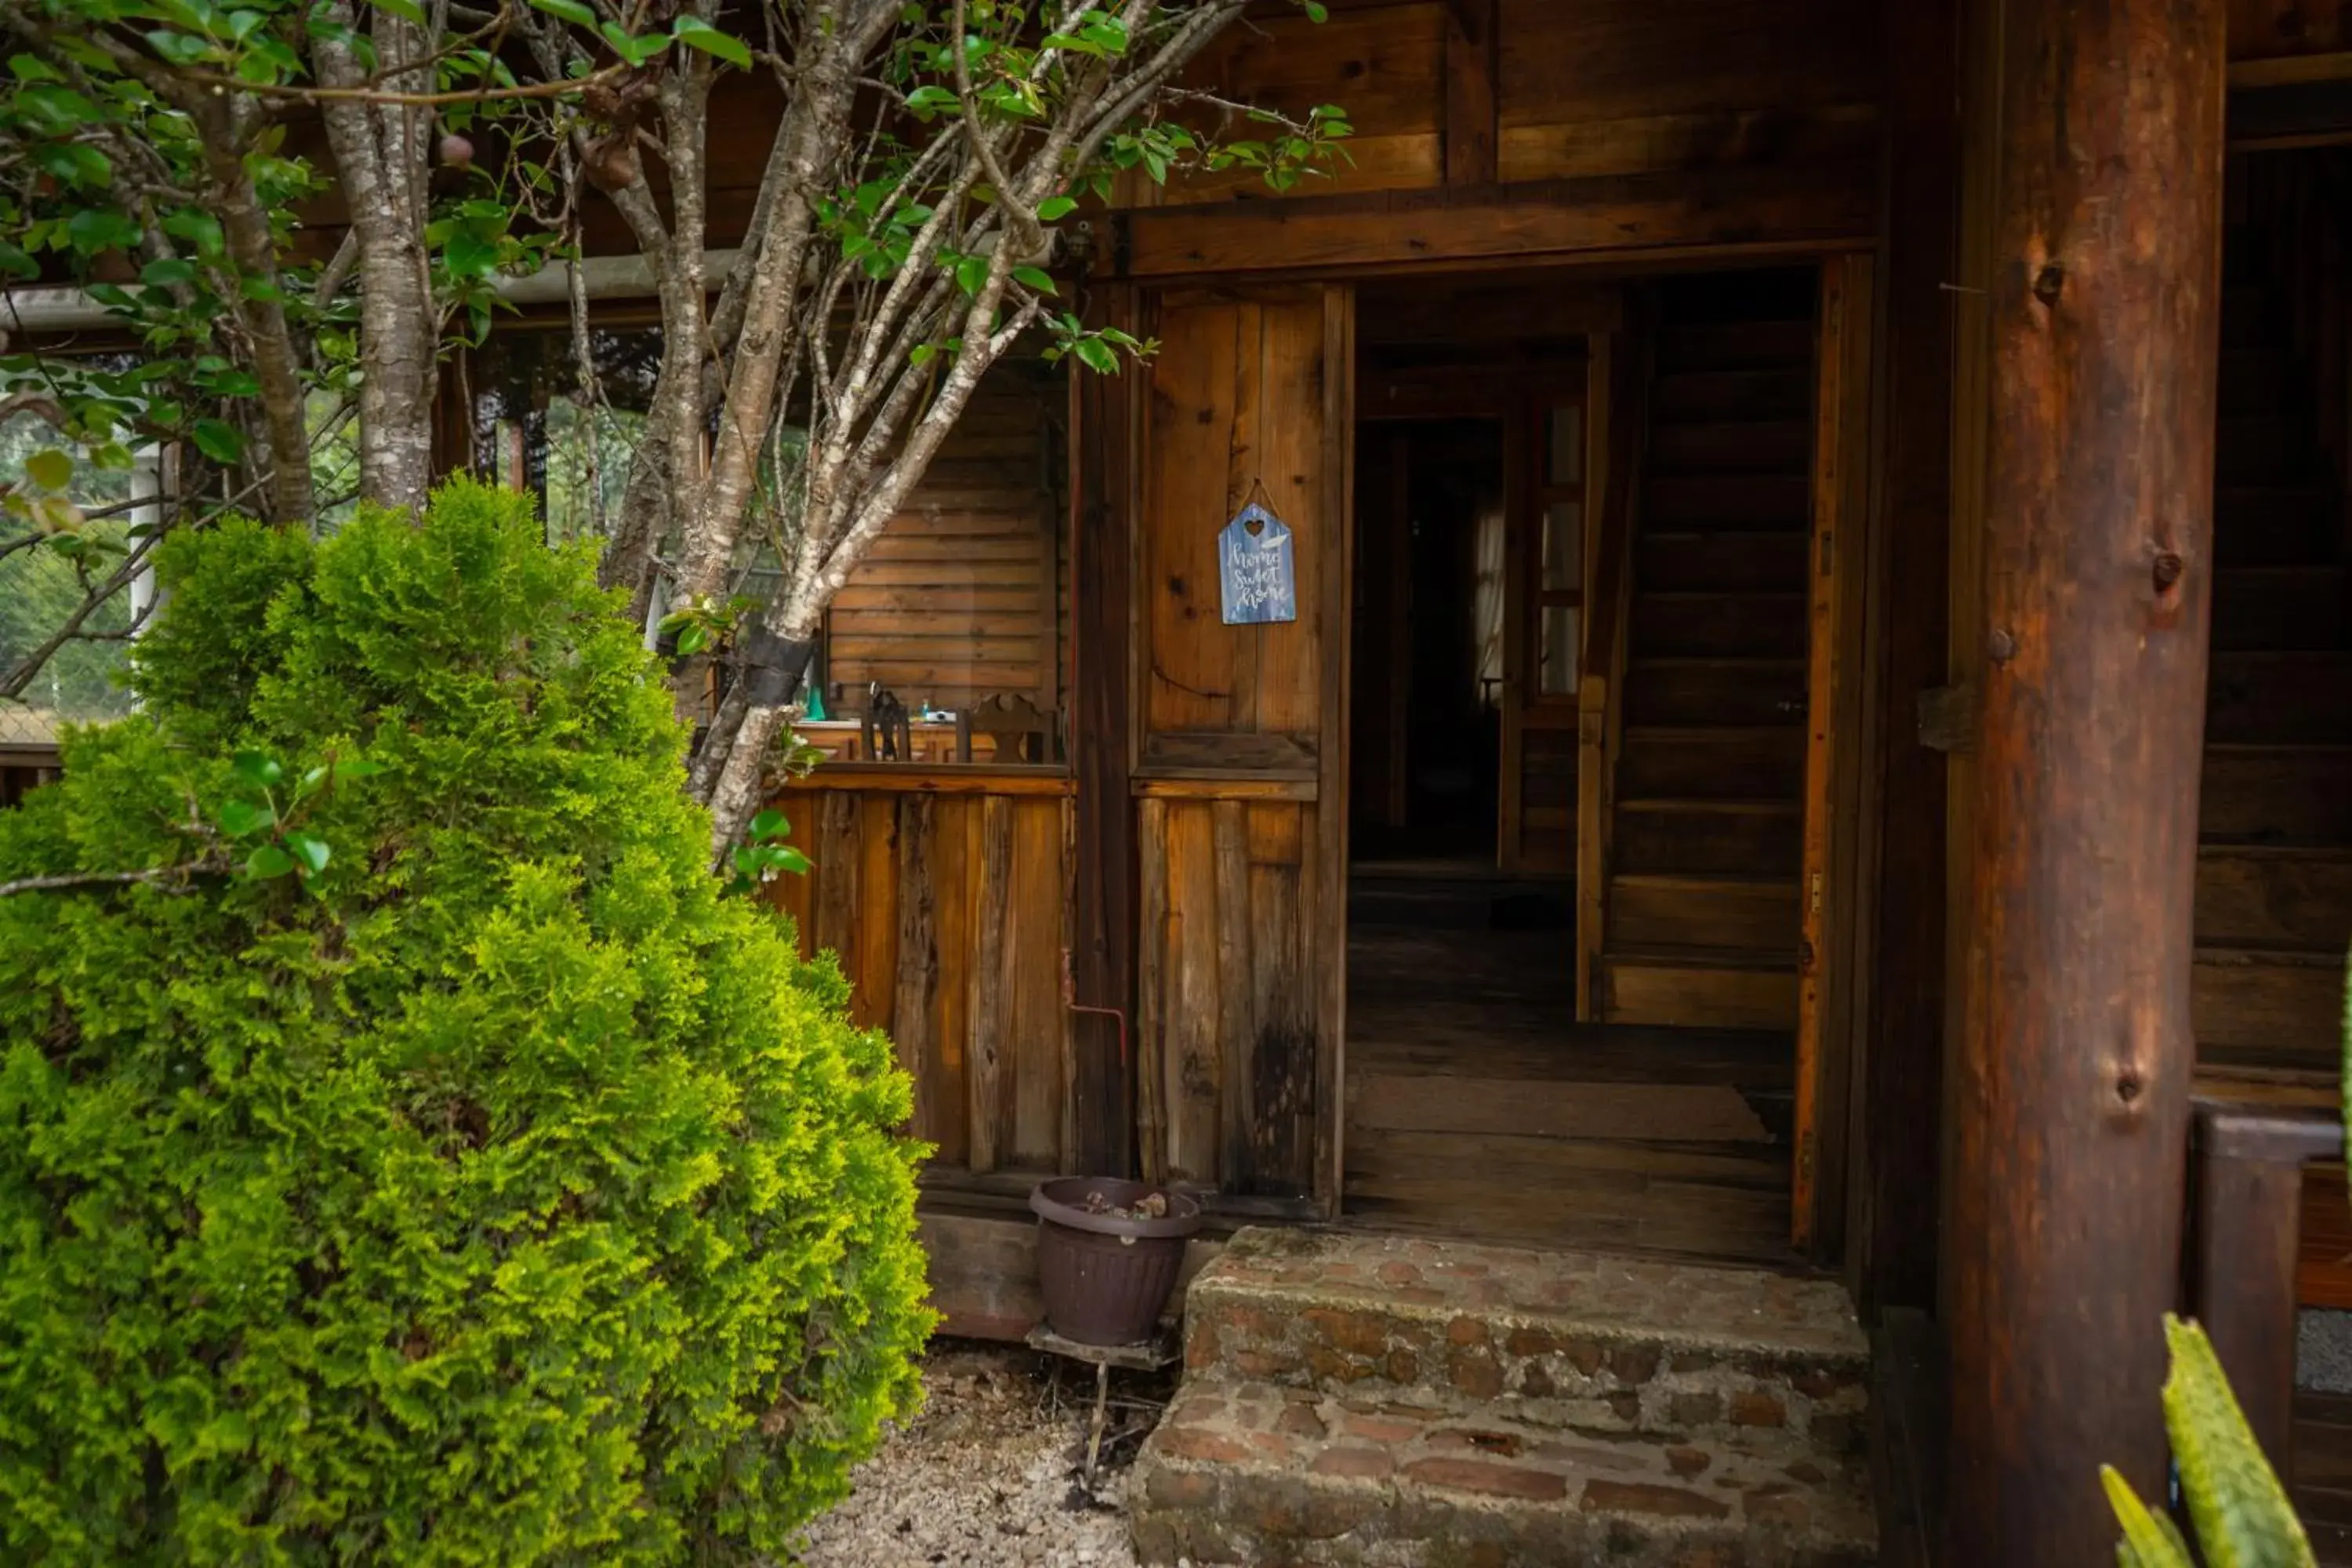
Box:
65 208 140 256
527 0 598 24
163 209 224 260
1035 194 1077 221
284 833 330 875
2162 1314 2316 1567
230 751 283 788
769 845 813 875
750 808 788 840
24 448 72 490
675 622 710 656
954 253 989 296
191 419 245 465
218 799 276 837
1072 337 1118 375
332 758 386 782
1011 265 1056 296
245 844 296 879
9 51 66 82
366 0 429 25
672 15 750 68
2104 1466 2194 1568
140 256 198 288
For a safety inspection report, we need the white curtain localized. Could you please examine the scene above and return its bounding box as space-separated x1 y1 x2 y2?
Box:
1471 499 1507 710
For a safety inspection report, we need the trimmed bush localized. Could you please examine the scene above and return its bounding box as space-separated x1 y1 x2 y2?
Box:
0 481 931 1565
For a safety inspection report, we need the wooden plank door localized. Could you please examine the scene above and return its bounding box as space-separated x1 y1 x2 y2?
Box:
1499 366 1593 875
1791 254 1877 1254
1132 284 1354 1215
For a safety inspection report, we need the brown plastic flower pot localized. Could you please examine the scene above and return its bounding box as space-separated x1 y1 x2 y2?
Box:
1029 1177 1203 1346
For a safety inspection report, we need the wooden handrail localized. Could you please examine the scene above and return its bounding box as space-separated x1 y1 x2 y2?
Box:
1572 295 1648 1019
2188 1091 2344 1472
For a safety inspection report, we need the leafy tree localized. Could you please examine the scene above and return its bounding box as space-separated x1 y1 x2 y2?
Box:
0 0 1350 854
0 478 932 1563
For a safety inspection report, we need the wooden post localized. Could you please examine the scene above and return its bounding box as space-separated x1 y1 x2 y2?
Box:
1944 0 2227 1560
1069 283 1138 1180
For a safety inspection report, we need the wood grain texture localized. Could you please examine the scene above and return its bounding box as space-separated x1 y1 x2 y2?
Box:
1942 0 2229 1559
1112 165 1877 280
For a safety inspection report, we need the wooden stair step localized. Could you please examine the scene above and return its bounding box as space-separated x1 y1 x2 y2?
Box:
2220 348 2293 415
1601 945 1800 1032
1613 799 1802 877
1653 318 1818 371
2212 566 2344 652
1631 591 1807 659
1641 474 1813 530
2207 653 2352 744
2192 946 2344 1068
1648 368 1814 422
2201 744 2352 843
1610 872 1798 952
1635 530 1809 593
1620 727 1806 800
2216 414 2314 484
2196 844 2352 951
1624 659 1808 728
1644 419 1813 474
2215 485 2338 566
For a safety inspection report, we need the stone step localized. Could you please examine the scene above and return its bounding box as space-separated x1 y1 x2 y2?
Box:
1131 1377 1878 1567
1180 1229 1869 1460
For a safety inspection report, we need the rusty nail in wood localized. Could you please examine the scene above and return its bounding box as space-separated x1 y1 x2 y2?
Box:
2152 551 2183 591
1987 628 2016 663
2032 263 2065 306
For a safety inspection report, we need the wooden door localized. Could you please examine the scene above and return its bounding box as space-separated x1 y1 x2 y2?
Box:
1791 254 1877 1254
1499 370 1593 874
1132 285 1353 1214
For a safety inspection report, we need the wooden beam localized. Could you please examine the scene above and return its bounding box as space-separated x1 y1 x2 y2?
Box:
1850 0 1958 1316
2230 49 2352 88
1111 165 1878 281
1069 284 1139 1181
1441 0 1497 187
1943 0 2227 1559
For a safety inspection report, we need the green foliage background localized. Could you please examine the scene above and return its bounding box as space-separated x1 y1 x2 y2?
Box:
0 479 932 1564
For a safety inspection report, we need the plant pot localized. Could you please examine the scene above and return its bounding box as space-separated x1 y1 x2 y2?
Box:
1029 1177 1203 1347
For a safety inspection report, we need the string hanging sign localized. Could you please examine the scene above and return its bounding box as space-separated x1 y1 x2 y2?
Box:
1216 479 1298 626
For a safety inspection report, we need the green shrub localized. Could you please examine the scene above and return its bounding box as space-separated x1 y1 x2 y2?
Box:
0 480 932 1566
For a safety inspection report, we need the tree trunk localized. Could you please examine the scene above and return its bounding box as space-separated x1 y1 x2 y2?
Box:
1942 0 2227 1561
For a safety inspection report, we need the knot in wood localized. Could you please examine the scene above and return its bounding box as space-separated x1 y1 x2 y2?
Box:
2031 263 2065 307
2115 1070 2143 1106
2151 551 2184 593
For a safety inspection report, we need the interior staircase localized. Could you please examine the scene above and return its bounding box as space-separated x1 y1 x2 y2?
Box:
1599 278 1817 1032
2194 220 2352 1078
1131 1228 1876 1566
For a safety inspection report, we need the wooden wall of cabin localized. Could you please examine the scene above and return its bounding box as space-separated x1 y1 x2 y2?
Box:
1125 0 1881 206
1132 285 1352 1212
818 367 1069 731
763 779 1077 1182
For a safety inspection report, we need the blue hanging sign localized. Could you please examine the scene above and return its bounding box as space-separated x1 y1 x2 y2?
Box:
1218 501 1298 626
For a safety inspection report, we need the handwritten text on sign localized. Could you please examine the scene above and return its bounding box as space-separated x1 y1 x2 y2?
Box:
1218 503 1298 626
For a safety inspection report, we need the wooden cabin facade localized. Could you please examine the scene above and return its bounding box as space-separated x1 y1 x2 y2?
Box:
740 1 2352 1559
10 0 2352 1559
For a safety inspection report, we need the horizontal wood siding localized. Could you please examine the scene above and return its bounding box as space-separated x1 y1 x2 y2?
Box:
823 371 1063 722
764 782 1073 1178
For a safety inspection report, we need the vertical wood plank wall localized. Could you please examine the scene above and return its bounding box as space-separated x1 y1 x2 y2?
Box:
765 782 1076 1179
1134 287 1352 1210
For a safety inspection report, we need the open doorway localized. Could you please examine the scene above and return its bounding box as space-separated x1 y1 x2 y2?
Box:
1340 268 1830 1268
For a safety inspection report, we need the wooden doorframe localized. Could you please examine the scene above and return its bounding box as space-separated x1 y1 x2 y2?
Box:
1791 252 1881 1255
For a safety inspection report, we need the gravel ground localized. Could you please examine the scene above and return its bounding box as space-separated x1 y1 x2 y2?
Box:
2301 1308 2352 1392
792 1342 1173 1568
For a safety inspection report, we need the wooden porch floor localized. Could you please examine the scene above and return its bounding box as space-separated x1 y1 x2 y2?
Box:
1342 899 1801 1268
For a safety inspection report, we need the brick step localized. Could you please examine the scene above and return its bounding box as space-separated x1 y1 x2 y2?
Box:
1131 1379 1877 1567
1180 1230 1867 1454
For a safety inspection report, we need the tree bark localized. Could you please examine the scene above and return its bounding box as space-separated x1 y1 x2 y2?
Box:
313 5 437 514
1942 0 2227 1561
